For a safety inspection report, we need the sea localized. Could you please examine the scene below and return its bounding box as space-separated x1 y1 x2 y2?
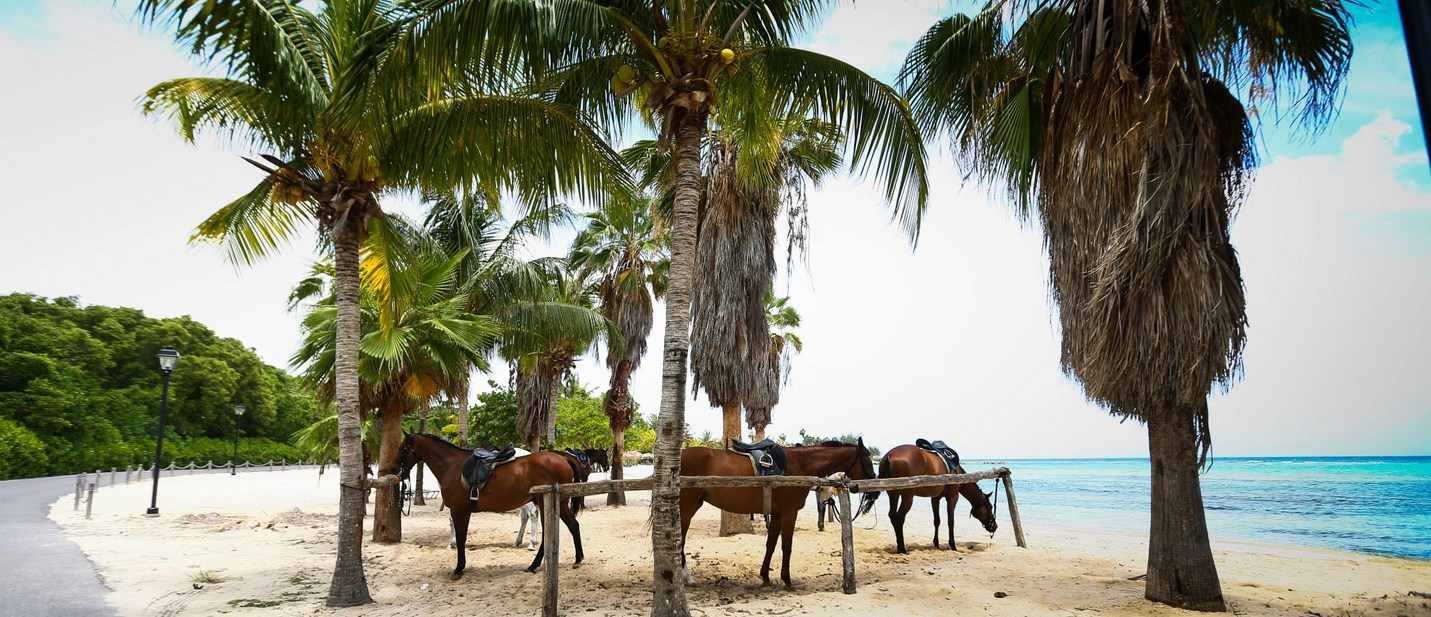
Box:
916 457 1431 561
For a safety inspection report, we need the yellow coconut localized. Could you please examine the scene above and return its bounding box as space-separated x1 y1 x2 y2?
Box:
720 48 735 64
616 65 637 84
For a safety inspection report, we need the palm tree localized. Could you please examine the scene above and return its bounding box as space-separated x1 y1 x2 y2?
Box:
570 189 669 506
899 1 1353 610
500 261 612 451
137 0 622 604
746 292 802 442
688 115 840 535
291 231 499 543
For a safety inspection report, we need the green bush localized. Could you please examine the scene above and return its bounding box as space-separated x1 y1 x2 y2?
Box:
0 418 48 480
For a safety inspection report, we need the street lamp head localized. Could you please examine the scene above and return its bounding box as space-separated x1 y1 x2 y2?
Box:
156 347 180 374
234 404 246 417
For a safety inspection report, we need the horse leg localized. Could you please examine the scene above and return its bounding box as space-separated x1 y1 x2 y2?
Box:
817 496 826 532
931 495 942 548
946 489 959 552
779 511 797 589
889 491 910 554
450 508 471 579
560 498 584 566
759 512 781 586
526 499 546 573
679 489 703 585
516 504 530 547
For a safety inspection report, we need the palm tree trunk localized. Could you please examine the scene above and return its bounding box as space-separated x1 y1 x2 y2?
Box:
372 398 403 543
1145 401 1225 612
651 118 704 617
753 426 766 442
457 378 470 447
326 217 372 607
607 359 635 506
414 404 427 506
719 401 752 536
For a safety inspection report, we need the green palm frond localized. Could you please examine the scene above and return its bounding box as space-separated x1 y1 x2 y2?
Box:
192 176 315 266
742 47 930 238
387 95 631 204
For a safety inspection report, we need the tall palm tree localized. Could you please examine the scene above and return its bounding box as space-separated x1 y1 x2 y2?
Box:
137 0 623 605
690 115 841 535
899 1 1353 610
570 189 669 506
746 292 802 442
415 3 928 612
291 230 499 543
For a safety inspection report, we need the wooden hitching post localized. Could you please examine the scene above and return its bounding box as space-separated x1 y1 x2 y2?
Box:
542 486 560 617
838 488 856 594
1001 471 1026 548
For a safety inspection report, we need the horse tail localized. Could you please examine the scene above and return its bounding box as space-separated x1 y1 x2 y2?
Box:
561 455 586 516
854 451 894 520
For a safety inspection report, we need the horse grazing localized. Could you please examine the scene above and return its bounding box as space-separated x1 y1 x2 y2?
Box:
679 439 875 588
856 444 997 554
396 432 584 577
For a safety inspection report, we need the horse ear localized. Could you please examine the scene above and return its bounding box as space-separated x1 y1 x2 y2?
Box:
985 491 993 499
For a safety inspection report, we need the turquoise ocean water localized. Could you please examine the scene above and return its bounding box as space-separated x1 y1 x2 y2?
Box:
895 457 1431 560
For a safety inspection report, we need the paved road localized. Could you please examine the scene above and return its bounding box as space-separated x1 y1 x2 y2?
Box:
0 474 116 617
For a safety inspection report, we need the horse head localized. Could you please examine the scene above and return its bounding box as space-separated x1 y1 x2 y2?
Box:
396 431 419 481
848 437 876 481
970 488 999 534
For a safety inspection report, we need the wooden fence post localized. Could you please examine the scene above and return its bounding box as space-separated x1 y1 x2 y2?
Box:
542 487 561 617
110 467 116 487
1001 471 1026 548
73 474 83 510
125 466 132 484
838 488 856 594
85 483 95 519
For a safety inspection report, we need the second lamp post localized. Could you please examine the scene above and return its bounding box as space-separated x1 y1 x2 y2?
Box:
231 404 245 475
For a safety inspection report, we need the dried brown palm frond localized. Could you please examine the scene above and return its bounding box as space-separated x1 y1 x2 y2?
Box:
1037 0 1254 463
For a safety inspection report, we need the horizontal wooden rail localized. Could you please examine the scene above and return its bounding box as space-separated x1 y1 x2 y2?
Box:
845 467 1008 492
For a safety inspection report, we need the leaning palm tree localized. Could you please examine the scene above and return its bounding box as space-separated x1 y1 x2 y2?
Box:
900 1 1353 610
136 0 623 604
570 189 669 506
292 236 499 544
413 3 929 611
746 292 802 442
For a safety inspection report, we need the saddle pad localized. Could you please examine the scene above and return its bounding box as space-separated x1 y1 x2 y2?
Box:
730 440 787 477
915 438 961 474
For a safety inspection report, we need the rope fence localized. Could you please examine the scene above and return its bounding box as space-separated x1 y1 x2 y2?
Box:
71 459 323 519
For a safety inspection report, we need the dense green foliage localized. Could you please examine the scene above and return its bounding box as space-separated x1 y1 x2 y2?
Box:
0 294 318 478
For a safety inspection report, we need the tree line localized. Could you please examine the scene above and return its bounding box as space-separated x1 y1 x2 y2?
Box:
0 294 313 479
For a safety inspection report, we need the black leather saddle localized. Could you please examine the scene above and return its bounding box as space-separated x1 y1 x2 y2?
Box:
460 444 517 502
563 447 591 469
730 439 787 477
915 438 961 474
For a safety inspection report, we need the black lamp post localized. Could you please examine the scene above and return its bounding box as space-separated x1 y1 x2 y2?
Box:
146 347 180 516
231 404 245 476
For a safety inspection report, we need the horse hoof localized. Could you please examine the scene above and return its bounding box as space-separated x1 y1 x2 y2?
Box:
450 572 464 581
526 566 538 574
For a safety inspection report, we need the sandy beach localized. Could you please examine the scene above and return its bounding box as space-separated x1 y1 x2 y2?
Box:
49 466 1431 616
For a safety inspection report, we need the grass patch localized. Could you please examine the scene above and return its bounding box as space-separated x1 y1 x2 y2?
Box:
190 570 223 584
226 599 281 608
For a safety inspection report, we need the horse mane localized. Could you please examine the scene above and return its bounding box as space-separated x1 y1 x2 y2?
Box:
414 432 468 452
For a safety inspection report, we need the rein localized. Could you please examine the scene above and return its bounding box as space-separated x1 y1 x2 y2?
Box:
400 478 413 516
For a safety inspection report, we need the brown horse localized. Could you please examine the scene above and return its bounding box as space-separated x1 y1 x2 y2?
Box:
856 444 997 554
396 432 584 577
679 439 876 588
555 448 593 513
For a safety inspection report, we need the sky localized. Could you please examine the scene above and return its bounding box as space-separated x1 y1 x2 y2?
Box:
1 1 1428 458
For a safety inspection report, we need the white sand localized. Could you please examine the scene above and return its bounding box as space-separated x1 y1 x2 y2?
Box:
50 466 1431 616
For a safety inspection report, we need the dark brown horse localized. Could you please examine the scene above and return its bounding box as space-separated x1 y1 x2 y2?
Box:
555 448 593 513
856 444 997 554
679 439 875 588
396 432 584 577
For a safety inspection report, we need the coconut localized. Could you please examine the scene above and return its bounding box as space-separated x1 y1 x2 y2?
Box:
720 48 735 64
